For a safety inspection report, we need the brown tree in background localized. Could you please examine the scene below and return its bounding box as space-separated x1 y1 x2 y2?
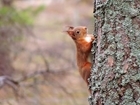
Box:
0 0 14 76
89 0 140 105
1 0 13 6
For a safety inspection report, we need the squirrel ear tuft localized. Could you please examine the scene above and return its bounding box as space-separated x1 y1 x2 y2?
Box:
64 26 74 36
66 26 74 30
66 30 74 36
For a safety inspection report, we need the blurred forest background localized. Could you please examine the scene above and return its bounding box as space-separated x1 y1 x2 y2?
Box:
0 0 93 105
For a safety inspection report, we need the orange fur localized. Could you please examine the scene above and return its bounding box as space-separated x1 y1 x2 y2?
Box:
65 26 95 86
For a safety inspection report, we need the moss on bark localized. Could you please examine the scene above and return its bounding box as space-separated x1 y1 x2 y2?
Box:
90 0 140 104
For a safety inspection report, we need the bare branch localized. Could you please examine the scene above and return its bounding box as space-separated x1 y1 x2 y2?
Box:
0 76 19 90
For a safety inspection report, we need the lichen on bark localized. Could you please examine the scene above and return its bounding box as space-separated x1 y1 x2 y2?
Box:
89 0 140 105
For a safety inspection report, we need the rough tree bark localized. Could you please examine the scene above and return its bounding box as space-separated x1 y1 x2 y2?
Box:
89 0 140 105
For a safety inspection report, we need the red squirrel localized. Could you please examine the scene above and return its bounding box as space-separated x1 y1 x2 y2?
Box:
65 26 95 86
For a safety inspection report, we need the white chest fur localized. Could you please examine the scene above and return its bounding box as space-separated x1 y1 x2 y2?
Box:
84 36 92 42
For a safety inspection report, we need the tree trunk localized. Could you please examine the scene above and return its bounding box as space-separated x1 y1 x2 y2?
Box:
0 1 14 75
0 30 14 76
89 0 140 105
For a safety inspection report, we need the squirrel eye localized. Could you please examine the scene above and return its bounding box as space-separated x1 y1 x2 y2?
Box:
76 30 80 34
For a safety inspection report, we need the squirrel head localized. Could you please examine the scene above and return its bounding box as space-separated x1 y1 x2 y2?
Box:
65 26 87 40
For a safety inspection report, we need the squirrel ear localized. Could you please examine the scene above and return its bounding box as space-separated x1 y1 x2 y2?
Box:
66 30 74 36
67 26 74 29
64 26 74 36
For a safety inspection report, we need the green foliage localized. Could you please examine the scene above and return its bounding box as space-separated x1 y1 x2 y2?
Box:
28 5 45 16
0 5 45 26
0 7 32 26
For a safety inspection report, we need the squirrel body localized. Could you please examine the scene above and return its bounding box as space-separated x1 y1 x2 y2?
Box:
65 26 95 85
